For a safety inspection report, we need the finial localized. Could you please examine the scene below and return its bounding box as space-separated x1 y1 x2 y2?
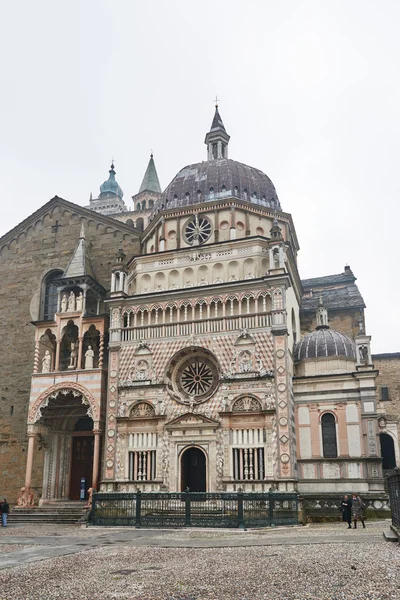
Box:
150 149 153 159
89 192 93 202
319 295 324 307
80 223 85 240
214 95 220 108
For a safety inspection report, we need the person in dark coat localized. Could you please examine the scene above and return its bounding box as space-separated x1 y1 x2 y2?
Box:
1 498 10 527
352 493 366 529
340 495 352 529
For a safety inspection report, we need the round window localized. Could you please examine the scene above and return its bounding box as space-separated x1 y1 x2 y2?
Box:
184 215 212 245
166 348 219 404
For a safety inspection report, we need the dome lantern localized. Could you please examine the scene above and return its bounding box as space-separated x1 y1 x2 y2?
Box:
99 163 124 200
204 103 230 160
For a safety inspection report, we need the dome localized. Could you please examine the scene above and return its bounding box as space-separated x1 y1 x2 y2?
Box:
99 164 123 199
160 158 281 210
294 328 357 361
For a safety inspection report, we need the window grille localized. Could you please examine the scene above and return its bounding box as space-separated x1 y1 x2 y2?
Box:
232 448 265 480
380 387 390 401
321 413 338 458
129 450 156 481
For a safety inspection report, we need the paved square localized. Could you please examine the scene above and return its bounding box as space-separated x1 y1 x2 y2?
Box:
0 521 399 599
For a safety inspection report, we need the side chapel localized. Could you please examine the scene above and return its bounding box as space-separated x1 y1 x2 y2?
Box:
1 106 395 505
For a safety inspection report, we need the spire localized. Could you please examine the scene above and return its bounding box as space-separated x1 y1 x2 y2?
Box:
62 225 96 279
316 296 329 330
270 217 283 240
139 154 161 194
205 104 230 160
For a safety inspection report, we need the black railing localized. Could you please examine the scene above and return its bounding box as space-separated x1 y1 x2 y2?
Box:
388 468 400 531
91 491 298 528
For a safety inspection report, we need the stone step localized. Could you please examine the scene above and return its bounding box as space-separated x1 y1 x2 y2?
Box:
383 529 399 542
9 515 86 524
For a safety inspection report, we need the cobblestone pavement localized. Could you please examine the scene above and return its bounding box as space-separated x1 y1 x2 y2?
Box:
0 521 398 599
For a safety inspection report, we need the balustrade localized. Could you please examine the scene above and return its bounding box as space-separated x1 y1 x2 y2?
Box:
120 312 272 341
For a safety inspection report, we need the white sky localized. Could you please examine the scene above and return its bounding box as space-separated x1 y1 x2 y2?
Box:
1 1 399 353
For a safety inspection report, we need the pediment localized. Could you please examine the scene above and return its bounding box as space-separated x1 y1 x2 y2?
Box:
0 196 140 249
166 412 219 429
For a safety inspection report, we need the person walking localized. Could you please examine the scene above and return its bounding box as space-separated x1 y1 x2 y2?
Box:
352 493 366 529
340 494 352 529
1 498 9 527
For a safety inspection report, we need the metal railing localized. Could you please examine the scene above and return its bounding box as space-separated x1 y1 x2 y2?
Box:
388 468 400 531
91 491 298 528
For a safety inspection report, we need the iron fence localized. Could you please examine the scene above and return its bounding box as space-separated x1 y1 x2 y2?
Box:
91 491 298 528
388 468 400 531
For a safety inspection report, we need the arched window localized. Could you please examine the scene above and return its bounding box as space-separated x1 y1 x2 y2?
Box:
42 270 63 321
321 413 338 458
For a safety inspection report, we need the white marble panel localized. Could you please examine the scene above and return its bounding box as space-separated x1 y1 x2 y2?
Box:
298 406 310 425
302 463 315 479
299 427 312 459
348 462 362 478
363 402 375 413
347 424 361 457
323 462 340 478
346 404 358 423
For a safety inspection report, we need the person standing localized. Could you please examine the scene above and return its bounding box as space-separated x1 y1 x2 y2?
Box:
1 498 9 527
341 495 352 529
352 493 366 529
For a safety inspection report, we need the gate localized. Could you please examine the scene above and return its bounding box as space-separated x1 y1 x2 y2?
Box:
388 468 400 533
91 491 298 528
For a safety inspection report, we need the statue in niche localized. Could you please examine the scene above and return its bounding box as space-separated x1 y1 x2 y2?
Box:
68 342 78 369
244 272 253 280
84 345 94 369
67 291 76 312
214 276 223 284
169 284 178 290
229 274 237 281
61 294 68 312
359 345 369 364
184 280 193 288
41 350 52 373
273 249 280 269
199 278 208 286
76 292 83 312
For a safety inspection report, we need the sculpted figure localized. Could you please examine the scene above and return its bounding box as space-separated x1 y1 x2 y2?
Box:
41 350 52 373
69 342 78 369
67 291 76 312
17 487 34 507
76 292 83 311
359 345 369 364
84 345 94 369
61 293 67 312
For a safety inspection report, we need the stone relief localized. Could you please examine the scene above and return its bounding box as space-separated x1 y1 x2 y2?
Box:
130 402 155 418
232 396 262 412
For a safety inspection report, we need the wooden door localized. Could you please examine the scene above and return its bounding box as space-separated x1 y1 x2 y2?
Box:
70 436 94 500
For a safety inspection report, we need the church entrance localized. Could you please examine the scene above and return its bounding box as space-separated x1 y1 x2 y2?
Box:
70 436 94 500
180 447 206 492
380 433 396 471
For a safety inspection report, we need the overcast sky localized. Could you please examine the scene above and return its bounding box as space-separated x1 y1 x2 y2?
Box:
1 1 399 352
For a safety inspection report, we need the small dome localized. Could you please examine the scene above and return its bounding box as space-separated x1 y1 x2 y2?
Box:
160 159 280 210
99 164 123 199
294 328 356 361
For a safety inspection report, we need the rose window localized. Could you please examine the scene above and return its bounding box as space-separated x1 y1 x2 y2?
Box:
184 215 212 245
166 348 219 404
179 360 214 396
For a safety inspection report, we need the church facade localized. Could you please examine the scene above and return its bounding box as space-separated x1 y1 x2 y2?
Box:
1 107 396 505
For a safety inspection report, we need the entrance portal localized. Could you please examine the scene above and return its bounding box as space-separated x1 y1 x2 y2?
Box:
70 436 94 500
180 447 206 492
380 433 396 470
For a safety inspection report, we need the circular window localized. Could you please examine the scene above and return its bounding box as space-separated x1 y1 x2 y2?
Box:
184 215 212 245
166 348 219 404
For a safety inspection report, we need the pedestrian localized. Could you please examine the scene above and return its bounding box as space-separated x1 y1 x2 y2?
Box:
351 493 366 529
340 494 352 529
1 498 9 527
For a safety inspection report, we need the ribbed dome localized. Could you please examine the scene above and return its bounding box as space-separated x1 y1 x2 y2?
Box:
160 158 281 210
294 328 357 361
99 164 123 199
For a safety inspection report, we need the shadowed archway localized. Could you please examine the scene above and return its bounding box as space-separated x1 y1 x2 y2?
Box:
180 447 206 492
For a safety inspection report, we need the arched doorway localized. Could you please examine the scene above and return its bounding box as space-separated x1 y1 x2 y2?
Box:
380 433 396 470
180 447 206 492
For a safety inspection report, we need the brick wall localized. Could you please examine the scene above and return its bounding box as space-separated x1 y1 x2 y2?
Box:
373 354 400 450
0 199 139 502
